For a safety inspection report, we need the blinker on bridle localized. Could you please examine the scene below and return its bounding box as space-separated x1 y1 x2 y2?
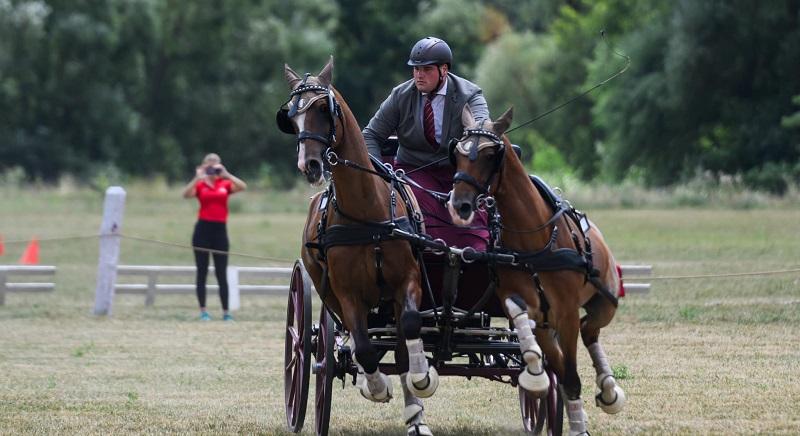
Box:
450 122 505 196
275 73 341 149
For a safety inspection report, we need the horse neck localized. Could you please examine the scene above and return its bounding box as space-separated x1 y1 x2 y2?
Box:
494 146 555 250
329 90 391 222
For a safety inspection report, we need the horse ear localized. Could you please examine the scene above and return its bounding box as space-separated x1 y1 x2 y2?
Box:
318 56 334 86
461 105 476 129
493 106 514 135
285 64 302 88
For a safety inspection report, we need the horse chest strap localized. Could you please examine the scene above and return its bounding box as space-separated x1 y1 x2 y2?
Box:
374 243 384 269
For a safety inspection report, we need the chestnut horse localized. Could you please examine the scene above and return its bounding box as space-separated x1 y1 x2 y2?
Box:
447 107 626 435
276 58 437 436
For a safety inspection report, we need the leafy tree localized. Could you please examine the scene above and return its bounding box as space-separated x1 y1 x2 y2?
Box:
592 0 800 186
781 95 800 130
0 0 337 183
331 0 422 125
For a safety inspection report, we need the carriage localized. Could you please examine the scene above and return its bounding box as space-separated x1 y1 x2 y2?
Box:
284 244 563 436
279 59 624 436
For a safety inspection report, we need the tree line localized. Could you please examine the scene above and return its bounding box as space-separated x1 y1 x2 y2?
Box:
1 0 798 193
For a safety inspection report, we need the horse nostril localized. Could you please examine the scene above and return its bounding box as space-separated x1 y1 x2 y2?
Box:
458 202 473 219
305 159 323 184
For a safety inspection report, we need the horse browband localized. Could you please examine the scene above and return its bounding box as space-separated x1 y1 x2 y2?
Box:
452 127 505 194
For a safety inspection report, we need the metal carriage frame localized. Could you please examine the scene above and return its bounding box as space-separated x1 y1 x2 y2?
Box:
285 240 565 436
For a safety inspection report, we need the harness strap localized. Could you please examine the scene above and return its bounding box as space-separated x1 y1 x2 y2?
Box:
534 274 550 329
495 225 619 308
311 216 416 251
453 171 489 195
298 131 331 146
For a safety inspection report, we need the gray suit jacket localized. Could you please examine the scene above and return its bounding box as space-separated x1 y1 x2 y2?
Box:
363 73 489 167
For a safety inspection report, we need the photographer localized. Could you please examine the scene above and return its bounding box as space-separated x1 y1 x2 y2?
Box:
182 153 247 321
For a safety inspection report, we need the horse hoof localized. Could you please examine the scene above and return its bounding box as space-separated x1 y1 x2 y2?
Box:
359 373 393 403
519 365 549 396
407 366 439 398
407 423 433 436
596 385 626 414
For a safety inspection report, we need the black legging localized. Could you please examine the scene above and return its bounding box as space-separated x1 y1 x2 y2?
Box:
192 220 229 310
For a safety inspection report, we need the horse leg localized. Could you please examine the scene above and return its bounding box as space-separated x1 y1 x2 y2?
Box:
342 300 392 403
503 294 550 396
557 309 589 436
395 302 433 436
400 294 439 398
582 294 626 414
395 279 434 436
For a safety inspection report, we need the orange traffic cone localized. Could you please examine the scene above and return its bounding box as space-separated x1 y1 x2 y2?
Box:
19 237 39 265
0 234 4 256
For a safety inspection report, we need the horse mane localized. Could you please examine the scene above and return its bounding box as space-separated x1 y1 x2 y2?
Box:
330 86 372 165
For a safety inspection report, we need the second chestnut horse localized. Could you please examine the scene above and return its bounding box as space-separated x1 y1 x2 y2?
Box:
447 106 626 436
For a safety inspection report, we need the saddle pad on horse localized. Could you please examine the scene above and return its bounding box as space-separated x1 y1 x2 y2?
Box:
529 175 562 213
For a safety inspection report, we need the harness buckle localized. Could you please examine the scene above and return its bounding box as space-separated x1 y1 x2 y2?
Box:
476 195 486 212
326 150 339 166
461 246 478 264
431 238 447 255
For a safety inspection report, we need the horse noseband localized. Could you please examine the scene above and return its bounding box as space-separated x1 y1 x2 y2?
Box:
453 171 490 195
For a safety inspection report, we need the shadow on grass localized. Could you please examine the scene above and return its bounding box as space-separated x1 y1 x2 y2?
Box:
260 423 522 436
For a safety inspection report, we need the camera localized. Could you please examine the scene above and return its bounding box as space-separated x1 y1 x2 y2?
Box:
205 166 222 175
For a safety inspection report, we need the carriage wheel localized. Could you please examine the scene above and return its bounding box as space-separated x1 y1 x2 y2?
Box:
314 306 336 436
519 366 563 435
284 260 313 432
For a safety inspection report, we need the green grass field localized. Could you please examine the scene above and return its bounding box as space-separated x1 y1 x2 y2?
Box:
1 185 799 435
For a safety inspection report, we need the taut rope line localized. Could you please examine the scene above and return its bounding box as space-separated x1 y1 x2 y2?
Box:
3 233 798 277
118 234 295 264
647 267 800 280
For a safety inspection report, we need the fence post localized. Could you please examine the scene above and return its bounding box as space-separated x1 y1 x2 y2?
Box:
144 271 158 307
93 186 126 316
227 266 240 311
0 270 6 306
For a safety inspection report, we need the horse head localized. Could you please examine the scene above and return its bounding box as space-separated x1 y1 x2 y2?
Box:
277 57 341 185
447 106 514 226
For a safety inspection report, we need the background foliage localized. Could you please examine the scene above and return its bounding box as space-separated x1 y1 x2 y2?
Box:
1 0 798 192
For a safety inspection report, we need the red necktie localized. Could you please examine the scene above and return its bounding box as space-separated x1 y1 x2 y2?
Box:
423 94 438 150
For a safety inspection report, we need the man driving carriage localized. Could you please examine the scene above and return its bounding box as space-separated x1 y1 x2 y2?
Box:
363 36 490 251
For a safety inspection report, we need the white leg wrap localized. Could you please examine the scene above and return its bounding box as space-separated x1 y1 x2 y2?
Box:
407 339 429 374
405 339 438 398
400 374 433 436
505 298 549 395
588 342 626 414
566 398 589 436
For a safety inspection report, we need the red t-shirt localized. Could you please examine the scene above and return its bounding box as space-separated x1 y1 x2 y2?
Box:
195 178 233 222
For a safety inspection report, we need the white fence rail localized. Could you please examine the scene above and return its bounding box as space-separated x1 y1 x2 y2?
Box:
620 264 652 294
114 263 652 307
0 266 57 305
115 265 292 306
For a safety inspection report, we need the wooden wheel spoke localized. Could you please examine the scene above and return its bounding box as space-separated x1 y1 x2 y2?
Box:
287 325 300 344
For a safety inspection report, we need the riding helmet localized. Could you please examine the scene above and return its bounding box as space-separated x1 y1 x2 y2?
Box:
407 37 452 67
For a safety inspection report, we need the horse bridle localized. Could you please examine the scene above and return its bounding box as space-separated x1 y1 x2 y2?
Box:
276 74 342 154
449 123 505 197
